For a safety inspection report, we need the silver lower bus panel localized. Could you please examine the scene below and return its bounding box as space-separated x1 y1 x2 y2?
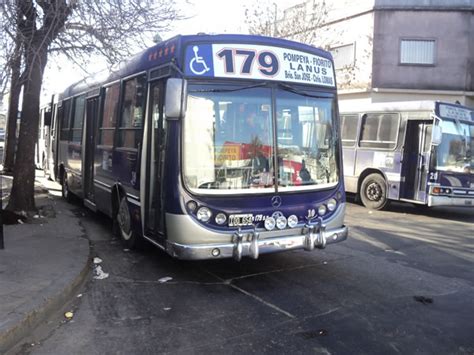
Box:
164 203 348 261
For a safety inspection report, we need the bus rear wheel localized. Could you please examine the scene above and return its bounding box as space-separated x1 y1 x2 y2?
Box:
114 196 144 249
360 173 388 210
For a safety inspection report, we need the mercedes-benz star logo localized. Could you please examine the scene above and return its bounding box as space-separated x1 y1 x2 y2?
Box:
271 196 282 208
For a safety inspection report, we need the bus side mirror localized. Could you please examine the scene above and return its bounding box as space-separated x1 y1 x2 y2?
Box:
432 125 442 146
165 78 187 119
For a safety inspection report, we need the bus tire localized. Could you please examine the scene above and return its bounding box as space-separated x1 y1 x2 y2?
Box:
114 196 143 249
61 172 73 203
360 173 388 210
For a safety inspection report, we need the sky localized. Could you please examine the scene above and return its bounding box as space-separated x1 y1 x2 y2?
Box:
41 0 302 103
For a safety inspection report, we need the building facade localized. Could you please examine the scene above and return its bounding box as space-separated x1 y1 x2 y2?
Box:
283 0 474 108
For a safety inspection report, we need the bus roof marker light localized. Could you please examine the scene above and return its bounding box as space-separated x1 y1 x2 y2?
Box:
196 207 212 222
264 217 276 231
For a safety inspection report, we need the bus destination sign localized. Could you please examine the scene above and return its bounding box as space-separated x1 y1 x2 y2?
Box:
184 43 335 88
439 104 473 121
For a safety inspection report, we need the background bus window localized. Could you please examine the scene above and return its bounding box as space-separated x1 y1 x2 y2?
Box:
70 95 85 143
59 99 71 141
99 83 119 146
341 114 359 146
118 75 146 149
360 113 399 149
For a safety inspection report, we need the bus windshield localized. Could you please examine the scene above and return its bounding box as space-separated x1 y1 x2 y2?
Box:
436 119 474 173
183 84 339 194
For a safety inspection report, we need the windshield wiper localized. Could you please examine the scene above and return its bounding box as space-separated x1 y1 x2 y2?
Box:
278 83 332 99
190 82 268 93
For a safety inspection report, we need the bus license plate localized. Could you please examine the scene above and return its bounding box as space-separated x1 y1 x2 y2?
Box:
229 214 254 227
465 200 472 205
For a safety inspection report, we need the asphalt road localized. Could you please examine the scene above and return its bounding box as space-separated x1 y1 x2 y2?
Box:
20 199 474 354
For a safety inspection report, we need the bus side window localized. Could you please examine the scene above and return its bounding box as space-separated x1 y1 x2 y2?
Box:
118 74 147 149
360 113 399 149
340 114 358 147
70 95 86 143
99 83 120 146
360 114 377 147
59 99 71 141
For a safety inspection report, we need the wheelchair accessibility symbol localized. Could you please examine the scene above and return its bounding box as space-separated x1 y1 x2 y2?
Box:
189 46 210 75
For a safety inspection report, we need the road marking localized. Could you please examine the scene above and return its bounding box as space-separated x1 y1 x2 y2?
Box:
204 269 296 319
228 282 296 319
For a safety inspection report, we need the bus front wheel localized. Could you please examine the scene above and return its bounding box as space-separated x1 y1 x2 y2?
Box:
114 196 143 249
360 173 388 210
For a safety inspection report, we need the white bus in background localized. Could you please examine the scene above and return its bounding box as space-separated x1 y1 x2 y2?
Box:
339 101 473 209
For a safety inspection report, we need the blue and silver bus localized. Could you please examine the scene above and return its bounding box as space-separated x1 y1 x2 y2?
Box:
52 34 348 260
340 101 474 209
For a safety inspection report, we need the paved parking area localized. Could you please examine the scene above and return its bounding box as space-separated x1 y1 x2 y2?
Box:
15 200 474 354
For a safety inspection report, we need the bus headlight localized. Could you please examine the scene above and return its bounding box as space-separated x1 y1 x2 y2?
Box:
327 198 337 212
276 216 287 230
287 215 298 228
318 205 327 216
196 207 212 222
264 217 276 230
186 200 197 212
215 213 227 225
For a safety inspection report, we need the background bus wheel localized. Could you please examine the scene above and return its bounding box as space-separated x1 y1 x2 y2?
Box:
61 173 73 203
360 173 388 210
114 196 143 249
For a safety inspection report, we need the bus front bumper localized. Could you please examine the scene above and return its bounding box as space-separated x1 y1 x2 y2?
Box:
428 195 474 207
166 225 348 261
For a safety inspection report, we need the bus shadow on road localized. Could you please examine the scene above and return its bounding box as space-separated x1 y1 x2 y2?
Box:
384 201 474 223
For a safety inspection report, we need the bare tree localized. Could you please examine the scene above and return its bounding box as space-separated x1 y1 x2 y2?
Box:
245 0 328 46
244 0 372 91
0 0 182 215
1 10 23 173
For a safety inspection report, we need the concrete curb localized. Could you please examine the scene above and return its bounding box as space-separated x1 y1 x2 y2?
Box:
0 247 91 354
0 180 93 354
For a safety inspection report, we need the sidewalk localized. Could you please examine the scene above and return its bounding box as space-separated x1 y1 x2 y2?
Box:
0 172 91 353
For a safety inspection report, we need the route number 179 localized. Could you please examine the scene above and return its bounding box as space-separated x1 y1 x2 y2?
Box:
217 49 279 76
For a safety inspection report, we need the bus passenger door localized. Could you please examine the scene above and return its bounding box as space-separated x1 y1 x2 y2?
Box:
401 120 431 202
83 96 99 203
141 81 165 239
416 122 432 202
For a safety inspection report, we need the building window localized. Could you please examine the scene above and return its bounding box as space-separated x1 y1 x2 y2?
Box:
400 39 435 65
359 113 399 149
330 43 355 70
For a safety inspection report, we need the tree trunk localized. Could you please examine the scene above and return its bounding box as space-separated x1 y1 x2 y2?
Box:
2 55 22 173
6 47 48 214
